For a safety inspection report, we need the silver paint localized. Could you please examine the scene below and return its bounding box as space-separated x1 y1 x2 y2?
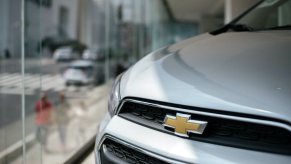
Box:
120 31 291 123
96 116 291 164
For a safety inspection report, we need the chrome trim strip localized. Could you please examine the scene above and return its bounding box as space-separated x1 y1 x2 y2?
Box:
116 99 291 132
97 135 186 164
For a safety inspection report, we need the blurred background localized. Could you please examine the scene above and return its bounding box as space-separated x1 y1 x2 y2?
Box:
0 0 259 163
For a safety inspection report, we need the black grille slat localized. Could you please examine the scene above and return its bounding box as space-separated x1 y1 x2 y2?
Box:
118 101 291 155
101 139 168 164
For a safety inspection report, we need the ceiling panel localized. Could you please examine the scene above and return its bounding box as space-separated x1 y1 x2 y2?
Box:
167 0 224 22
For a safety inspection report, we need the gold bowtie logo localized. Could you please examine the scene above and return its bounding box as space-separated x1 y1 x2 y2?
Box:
163 113 207 137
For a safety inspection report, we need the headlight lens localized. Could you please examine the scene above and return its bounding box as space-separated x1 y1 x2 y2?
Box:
108 74 122 116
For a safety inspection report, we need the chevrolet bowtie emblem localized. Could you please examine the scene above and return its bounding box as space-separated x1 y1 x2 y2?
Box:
163 113 208 137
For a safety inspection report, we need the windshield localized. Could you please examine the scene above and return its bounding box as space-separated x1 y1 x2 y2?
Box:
235 0 291 30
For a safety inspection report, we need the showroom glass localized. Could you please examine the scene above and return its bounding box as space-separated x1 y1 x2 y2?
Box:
0 0 43 163
236 0 291 30
0 0 222 163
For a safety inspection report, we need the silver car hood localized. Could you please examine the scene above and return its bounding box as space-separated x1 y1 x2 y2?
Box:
120 31 291 123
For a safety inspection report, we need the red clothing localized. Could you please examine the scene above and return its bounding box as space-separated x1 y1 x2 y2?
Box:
35 100 53 125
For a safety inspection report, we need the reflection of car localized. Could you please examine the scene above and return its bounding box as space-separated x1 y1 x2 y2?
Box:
63 60 95 86
95 1 291 164
82 48 104 60
53 47 77 61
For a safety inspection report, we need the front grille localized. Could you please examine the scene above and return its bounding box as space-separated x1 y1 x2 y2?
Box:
118 99 291 155
100 138 168 164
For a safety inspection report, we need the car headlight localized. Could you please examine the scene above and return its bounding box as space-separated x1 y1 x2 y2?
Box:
108 74 122 116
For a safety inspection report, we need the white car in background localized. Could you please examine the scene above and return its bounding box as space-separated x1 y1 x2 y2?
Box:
63 60 95 86
82 48 104 61
53 47 77 62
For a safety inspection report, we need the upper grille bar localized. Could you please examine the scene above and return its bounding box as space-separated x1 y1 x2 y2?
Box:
117 98 291 155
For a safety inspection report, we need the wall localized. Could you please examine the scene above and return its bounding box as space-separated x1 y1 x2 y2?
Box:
52 0 79 39
0 0 9 57
225 0 260 23
0 0 22 58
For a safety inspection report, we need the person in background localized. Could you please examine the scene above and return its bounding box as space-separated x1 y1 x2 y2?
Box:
35 92 53 153
4 49 11 59
54 91 71 152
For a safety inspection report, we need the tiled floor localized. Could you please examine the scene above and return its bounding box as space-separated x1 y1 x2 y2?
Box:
9 84 110 164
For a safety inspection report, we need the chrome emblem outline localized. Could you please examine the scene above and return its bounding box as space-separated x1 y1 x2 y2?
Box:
163 113 208 137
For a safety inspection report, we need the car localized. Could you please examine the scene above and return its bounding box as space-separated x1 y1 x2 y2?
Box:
53 46 77 62
63 60 96 86
95 0 291 164
82 47 104 61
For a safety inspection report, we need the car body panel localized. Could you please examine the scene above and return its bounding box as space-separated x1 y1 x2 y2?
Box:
83 49 98 60
70 60 94 67
120 31 291 123
53 47 76 61
63 60 95 85
63 68 90 83
82 47 104 60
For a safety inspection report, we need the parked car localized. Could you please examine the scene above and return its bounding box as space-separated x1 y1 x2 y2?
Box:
95 0 291 164
82 47 104 61
53 47 77 62
63 60 104 86
40 37 87 55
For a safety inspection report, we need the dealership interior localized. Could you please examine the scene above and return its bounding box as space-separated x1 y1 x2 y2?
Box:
2 0 291 164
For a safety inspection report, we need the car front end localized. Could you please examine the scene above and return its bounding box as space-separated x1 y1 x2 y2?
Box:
95 0 291 163
95 40 291 163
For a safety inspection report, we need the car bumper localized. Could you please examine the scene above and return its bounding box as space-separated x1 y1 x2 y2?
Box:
55 57 74 62
65 80 91 86
95 116 291 164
